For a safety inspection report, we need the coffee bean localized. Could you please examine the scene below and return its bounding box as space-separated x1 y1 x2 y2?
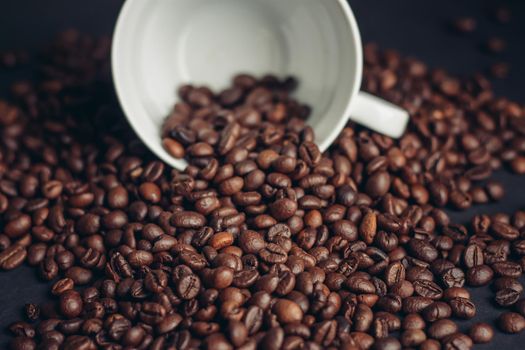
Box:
443 287 470 300
162 138 185 158
422 301 451 322
401 313 425 330
138 182 161 203
466 265 494 286
140 302 166 325
365 171 391 198
492 261 522 278
511 156 525 174
427 319 458 339
449 297 476 319
204 333 233 350
273 299 303 323
400 329 426 347
59 290 83 319
67 266 93 285
210 232 234 250
384 262 405 287
42 180 63 199
127 250 153 267
51 278 74 296
496 288 521 307
494 277 523 294
419 339 441 350
402 296 433 313
0 244 26 270
359 211 377 245
486 37 506 53
413 240 440 263
442 333 473 350
376 294 402 313
269 198 297 221
469 322 493 344
156 313 182 334
239 230 265 254
453 17 477 33
260 327 284 350
413 280 443 299
371 337 401 350
259 243 287 264
10 337 37 350
441 267 466 288
491 222 520 240
107 185 129 209
463 244 484 268
498 312 525 333
171 211 206 228
174 273 201 300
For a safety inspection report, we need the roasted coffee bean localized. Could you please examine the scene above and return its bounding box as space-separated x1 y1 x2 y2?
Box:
442 333 473 350
238 230 265 254
491 222 519 240
408 239 437 262
413 280 443 299
441 267 466 288
427 319 458 339
466 265 494 286
51 278 75 296
273 299 303 324
270 198 298 221
376 294 402 313
353 303 374 332
358 211 377 245
419 339 441 350
492 261 522 278
384 262 405 287
365 171 391 198
371 337 401 350
59 290 83 319
243 305 263 335
494 277 523 294
453 17 477 33
400 329 426 347
400 313 423 331
0 244 26 270
449 297 476 319
402 296 433 313
495 288 520 307
10 337 37 350
421 301 451 322
498 312 525 333
469 322 494 344
171 211 206 228
463 244 483 268
174 273 201 300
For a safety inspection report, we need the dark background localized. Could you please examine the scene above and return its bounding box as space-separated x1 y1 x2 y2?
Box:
0 0 524 348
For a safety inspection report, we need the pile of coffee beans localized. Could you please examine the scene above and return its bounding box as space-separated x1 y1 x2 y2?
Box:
2 30 525 350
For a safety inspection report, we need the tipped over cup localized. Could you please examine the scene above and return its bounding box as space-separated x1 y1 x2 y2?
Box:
112 0 409 170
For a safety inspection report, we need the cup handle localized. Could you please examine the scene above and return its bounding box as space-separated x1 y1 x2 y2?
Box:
349 91 409 138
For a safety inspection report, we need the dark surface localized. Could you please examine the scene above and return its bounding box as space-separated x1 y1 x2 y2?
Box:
0 0 524 348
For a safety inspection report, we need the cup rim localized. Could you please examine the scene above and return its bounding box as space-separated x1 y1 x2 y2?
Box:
112 0 189 170
111 0 363 168
317 0 363 153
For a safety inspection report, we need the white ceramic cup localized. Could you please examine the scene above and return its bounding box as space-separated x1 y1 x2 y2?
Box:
112 0 409 170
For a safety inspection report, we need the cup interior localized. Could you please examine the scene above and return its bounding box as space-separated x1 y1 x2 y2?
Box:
112 0 361 168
